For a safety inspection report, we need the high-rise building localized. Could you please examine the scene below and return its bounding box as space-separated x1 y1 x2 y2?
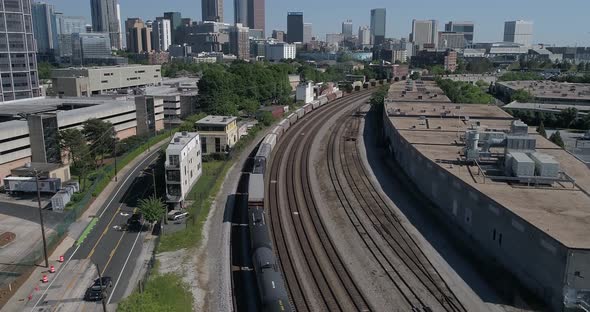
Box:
445 21 474 46
265 42 296 62
358 26 371 48
247 0 265 36
164 12 182 44
0 0 41 101
32 2 58 58
90 0 122 50
287 12 303 43
55 15 86 59
504 20 533 47
411 19 438 49
202 0 223 22
125 18 150 53
370 8 386 45
153 17 172 52
342 20 353 40
71 32 112 64
303 23 312 44
438 32 465 49
234 0 248 25
272 30 285 42
229 23 250 60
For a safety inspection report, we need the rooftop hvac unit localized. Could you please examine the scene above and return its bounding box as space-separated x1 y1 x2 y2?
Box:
529 152 560 178
505 136 536 151
510 152 535 177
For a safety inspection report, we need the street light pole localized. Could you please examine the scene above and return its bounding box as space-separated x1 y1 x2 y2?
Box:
34 170 49 268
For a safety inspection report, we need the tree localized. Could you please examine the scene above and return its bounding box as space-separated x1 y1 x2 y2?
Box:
257 111 275 127
537 121 547 138
37 62 54 80
59 129 87 165
559 107 578 128
549 131 565 148
240 98 260 116
82 119 117 166
138 196 166 224
410 71 421 80
510 89 533 102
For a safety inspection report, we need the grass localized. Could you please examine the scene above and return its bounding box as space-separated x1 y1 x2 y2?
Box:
117 273 193 312
75 217 97 246
157 160 231 252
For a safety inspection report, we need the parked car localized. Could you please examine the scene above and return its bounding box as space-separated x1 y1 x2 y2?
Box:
167 210 189 221
127 213 143 231
91 277 113 290
84 287 104 301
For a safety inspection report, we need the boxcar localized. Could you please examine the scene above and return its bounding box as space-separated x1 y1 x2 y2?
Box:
279 119 290 132
248 173 265 206
311 100 320 110
296 108 305 118
288 113 298 125
271 126 283 141
303 104 313 114
318 96 329 106
262 133 277 150
335 90 343 99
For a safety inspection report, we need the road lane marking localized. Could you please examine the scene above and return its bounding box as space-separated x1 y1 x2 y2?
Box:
103 231 126 273
87 206 121 259
107 223 143 304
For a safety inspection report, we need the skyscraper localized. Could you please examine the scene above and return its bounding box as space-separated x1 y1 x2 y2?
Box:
152 17 172 52
202 0 223 22
445 21 474 46
90 0 122 50
358 26 371 48
32 2 58 58
125 18 152 53
234 0 248 25
247 0 265 36
229 23 250 60
411 19 438 49
370 8 386 45
342 20 353 40
504 20 533 47
272 30 285 42
287 12 303 43
164 12 182 44
303 23 312 44
55 15 87 59
0 0 41 101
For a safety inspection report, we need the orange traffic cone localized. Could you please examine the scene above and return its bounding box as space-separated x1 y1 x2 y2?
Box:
49 265 55 273
58 255 64 263
42 275 48 283
28 293 32 301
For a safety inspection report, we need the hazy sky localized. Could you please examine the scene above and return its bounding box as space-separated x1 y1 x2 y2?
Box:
46 0 590 46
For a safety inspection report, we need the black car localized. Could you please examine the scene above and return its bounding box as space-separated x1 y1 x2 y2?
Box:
127 213 143 232
91 276 113 290
84 287 104 301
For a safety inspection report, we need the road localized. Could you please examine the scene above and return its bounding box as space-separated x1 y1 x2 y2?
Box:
29 148 162 311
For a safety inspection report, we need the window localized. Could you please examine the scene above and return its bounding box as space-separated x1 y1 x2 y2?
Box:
215 138 221 153
201 138 207 154
168 155 179 166
166 170 180 182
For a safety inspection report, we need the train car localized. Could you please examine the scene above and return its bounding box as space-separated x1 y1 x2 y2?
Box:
271 126 284 142
4 177 61 194
311 100 320 110
279 119 290 132
296 108 305 119
253 144 272 175
248 173 265 207
253 247 293 312
327 93 336 102
334 90 343 99
262 134 277 150
303 103 313 114
363 82 369 89
287 113 298 125
318 96 329 106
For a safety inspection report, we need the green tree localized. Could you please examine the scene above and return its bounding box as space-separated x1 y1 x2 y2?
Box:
410 71 421 80
510 89 533 102
559 108 578 128
240 98 260 115
82 119 116 166
549 131 565 148
257 111 275 127
537 121 547 138
138 196 166 224
498 72 543 81
59 129 87 165
37 62 54 80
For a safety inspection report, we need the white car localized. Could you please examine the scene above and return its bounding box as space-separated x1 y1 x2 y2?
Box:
167 210 189 221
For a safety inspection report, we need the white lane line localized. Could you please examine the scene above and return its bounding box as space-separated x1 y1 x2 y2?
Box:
30 244 81 311
107 224 144 304
30 149 160 311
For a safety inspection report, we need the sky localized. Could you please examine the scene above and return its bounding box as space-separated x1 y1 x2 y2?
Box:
46 0 590 46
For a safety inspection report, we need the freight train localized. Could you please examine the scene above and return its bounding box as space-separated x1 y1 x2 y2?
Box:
246 89 344 311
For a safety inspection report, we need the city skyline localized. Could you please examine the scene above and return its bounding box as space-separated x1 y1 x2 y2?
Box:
42 0 590 46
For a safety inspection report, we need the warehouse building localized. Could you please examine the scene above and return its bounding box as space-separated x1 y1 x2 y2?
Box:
383 80 590 311
51 65 162 97
165 132 202 207
195 115 238 154
495 80 590 105
0 96 164 183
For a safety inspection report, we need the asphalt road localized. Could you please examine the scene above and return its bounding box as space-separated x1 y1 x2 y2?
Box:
48 149 162 306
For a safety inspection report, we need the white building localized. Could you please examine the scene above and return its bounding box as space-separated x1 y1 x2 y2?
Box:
296 82 314 104
153 17 172 51
265 42 296 62
411 19 438 49
303 23 312 43
358 26 371 48
165 132 202 207
504 20 533 47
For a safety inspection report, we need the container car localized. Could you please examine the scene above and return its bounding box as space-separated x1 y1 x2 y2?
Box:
279 119 290 132
271 126 284 142
253 144 272 175
311 100 320 110
296 108 305 118
288 113 298 125
303 104 313 114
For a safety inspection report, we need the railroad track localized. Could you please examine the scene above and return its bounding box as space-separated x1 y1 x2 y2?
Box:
325 107 468 312
267 90 373 312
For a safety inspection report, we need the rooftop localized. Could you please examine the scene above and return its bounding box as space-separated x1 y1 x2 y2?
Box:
167 132 199 152
196 115 237 126
145 78 199 97
497 80 590 102
386 82 590 249
11 163 67 176
504 101 590 114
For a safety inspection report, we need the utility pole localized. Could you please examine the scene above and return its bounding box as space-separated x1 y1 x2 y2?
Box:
95 263 108 312
34 170 49 268
114 141 118 182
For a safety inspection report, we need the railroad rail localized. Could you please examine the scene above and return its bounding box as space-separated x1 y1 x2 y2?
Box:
267 90 374 312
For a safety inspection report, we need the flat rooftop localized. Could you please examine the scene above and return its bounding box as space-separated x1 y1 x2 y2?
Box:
497 80 590 102
167 132 199 152
387 80 451 102
196 115 237 126
503 101 590 113
386 83 590 249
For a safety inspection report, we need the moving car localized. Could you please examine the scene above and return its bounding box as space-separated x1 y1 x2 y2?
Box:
127 213 143 231
91 277 113 290
84 287 104 301
167 210 189 221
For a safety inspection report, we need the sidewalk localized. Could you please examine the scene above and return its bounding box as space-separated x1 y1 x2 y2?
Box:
1 140 168 312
